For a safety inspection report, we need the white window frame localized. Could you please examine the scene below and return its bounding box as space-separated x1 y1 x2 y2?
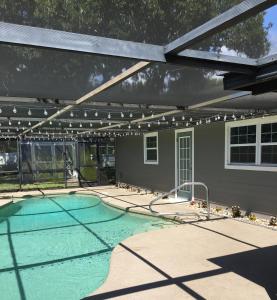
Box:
144 132 159 165
225 115 277 172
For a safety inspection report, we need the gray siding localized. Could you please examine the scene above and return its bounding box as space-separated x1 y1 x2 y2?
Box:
194 123 277 215
116 123 277 215
116 130 175 192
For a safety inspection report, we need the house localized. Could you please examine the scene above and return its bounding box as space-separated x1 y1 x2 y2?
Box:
116 112 277 216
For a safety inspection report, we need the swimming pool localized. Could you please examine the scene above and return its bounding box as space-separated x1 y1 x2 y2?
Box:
0 193 170 300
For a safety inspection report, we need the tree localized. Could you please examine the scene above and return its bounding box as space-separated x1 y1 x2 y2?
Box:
0 0 272 105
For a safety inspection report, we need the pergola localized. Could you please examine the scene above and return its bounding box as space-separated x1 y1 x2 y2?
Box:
0 0 276 140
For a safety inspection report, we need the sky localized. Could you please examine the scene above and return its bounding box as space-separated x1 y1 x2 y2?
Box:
264 5 277 55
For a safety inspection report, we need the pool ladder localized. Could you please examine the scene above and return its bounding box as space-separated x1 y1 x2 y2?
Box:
149 182 210 220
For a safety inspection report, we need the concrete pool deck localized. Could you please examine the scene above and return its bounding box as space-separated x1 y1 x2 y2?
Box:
85 186 277 300
1 186 277 299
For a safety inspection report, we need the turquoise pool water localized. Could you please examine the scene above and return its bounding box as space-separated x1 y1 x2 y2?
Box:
0 194 170 300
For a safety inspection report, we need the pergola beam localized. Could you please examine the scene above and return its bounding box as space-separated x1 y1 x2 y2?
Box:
171 50 257 74
164 0 276 54
20 61 150 136
0 21 165 63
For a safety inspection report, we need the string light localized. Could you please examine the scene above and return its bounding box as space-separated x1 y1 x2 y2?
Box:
69 123 72 127
129 112 133 118
49 121 52 125
224 115 227 121
70 111 74 117
121 112 124 118
108 112 111 119
17 121 21 125
8 120 12 126
28 109 32 116
142 113 145 118
162 115 165 121
148 123 151 128
13 107 17 114
157 120 160 126
138 124 141 129
90 123 92 127
28 121 31 126
182 115 185 121
172 116 175 122
84 111 88 117
79 123 82 128
44 109 48 116
94 111 98 117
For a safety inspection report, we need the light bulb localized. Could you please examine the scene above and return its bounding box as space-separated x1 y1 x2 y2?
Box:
70 111 74 117
49 121 52 125
79 123 82 128
148 123 151 128
162 115 165 121
0 108 2 114
17 121 21 125
142 113 145 118
13 107 17 114
129 112 133 118
172 116 175 122
28 109 32 116
158 120 160 125
84 111 87 117
44 109 48 116
69 123 72 127
94 111 98 117
182 115 185 121
138 124 141 129
28 121 31 126
108 112 111 119
121 112 124 118
90 123 92 127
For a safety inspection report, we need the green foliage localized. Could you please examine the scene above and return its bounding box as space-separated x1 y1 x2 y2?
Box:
231 205 241 218
215 207 222 213
248 213 256 221
269 216 277 226
0 0 271 99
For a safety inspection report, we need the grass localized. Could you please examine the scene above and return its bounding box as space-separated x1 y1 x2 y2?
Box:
0 182 65 192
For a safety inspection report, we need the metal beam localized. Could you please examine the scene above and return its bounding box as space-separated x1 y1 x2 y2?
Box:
0 21 165 63
165 0 276 54
169 49 257 74
80 109 182 134
20 61 150 136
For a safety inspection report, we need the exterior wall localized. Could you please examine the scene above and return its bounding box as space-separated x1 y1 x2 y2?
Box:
116 122 277 215
116 130 175 192
194 122 277 215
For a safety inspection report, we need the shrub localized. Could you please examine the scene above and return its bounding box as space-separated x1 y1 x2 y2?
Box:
201 200 207 208
248 213 256 221
231 206 241 218
269 216 277 226
215 207 222 213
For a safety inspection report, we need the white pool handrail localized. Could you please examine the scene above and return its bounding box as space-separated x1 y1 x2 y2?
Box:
149 181 210 219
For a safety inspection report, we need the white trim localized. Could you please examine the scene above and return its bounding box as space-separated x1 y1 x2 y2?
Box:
143 132 159 165
225 115 277 172
175 127 194 200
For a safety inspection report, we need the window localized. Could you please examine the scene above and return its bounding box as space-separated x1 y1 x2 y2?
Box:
225 116 277 171
144 132 158 164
